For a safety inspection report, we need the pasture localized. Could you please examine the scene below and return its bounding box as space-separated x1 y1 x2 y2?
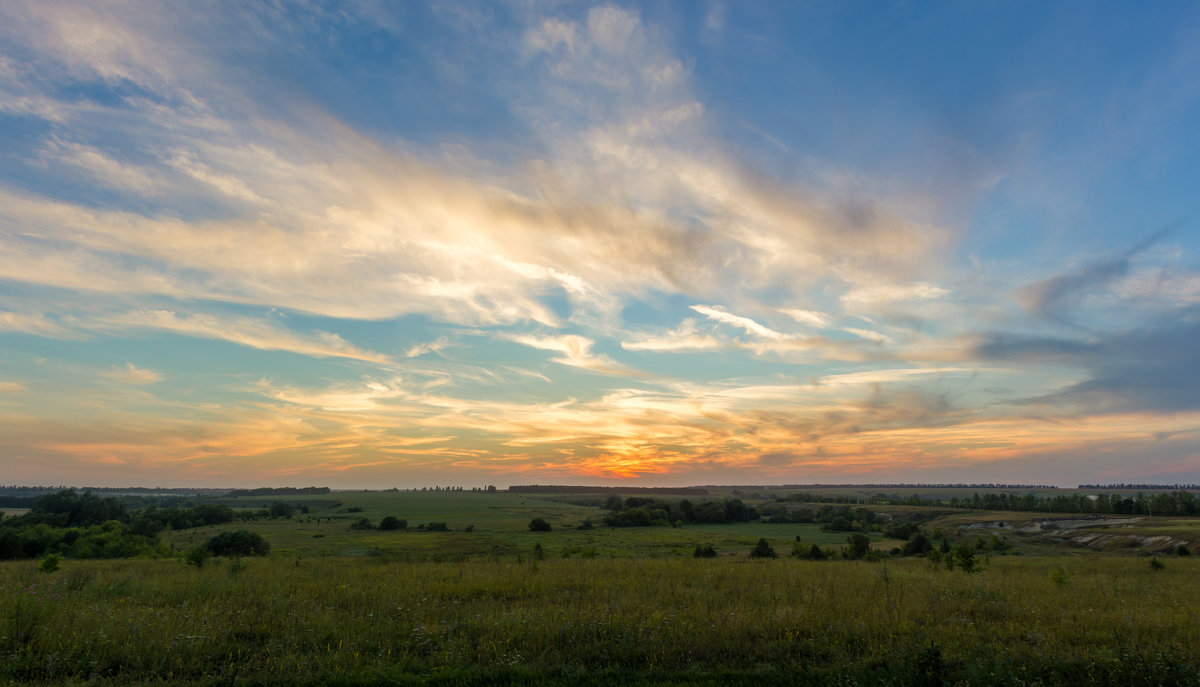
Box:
2 488 1199 685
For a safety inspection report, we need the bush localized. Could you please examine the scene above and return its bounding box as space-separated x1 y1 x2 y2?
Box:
186 545 211 568
578 519 594 530
349 518 374 530
205 530 270 557
38 553 62 573
953 541 979 572
378 516 405 531
750 538 777 558
902 532 933 556
806 544 828 560
528 518 551 532
1150 557 1165 571
1050 566 1071 586
424 522 449 532
693 544 717 558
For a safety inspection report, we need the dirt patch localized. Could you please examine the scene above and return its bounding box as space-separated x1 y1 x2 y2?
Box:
1018 516 1142 534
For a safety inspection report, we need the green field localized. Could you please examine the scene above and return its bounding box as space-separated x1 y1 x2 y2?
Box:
3 488 1200 685
160 491 864 562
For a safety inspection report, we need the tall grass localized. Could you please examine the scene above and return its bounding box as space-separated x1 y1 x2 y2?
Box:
2 556 1198 685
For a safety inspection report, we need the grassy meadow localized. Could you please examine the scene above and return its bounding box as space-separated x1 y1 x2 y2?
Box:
3 488 1199 685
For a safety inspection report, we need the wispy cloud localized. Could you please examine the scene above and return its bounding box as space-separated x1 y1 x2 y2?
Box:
103 363 162 385
780 308 832 328
405 338 452 358
690 304 785 340
621 319 722 352
98 311 392 364
508 333 638 376
844 327 895 345
0 311 77 338
840 282 948 310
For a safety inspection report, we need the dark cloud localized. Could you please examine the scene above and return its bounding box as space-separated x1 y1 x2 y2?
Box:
975 307 1200 413
1016 227 1174 324
972 334 1101 362
758 451 799 467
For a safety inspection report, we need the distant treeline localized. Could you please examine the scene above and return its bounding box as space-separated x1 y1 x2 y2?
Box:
756 483 1060 490
1078 484 1200 490
779 490 1200 516
0 489 308 561
0 489 243 560
601 496 753 526
509 485 709 496
0 485 224 501
227 486 331 496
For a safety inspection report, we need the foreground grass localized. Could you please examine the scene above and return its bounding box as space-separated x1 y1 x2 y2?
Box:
3 555 1198 685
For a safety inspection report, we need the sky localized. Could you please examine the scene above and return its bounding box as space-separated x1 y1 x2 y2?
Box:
1 1 1199 489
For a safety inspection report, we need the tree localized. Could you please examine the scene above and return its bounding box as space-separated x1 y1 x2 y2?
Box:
679 499 695 522
953 541 978 572
528 518 551 532
269 501 297 519
750 538 777 558
845 533 871 560
205 530 270 557
824 516 854 532
902 532 932 556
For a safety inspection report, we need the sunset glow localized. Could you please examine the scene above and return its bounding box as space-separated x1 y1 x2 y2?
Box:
1 2 1198 487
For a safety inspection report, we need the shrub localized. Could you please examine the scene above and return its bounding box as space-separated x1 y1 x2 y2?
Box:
38 553 62 573
953 541 979 573
1150 557 1165 571
378 516 405 531
1175 544 1191 556
424 522 449 532
205 530 270 557
807 544 828 560
693 544 717 558
902 532 933 556
578 519 594 530
528 518 551 532
750 538 777 558
1050 566 1071 586
185 545 211 568
349 518 374 530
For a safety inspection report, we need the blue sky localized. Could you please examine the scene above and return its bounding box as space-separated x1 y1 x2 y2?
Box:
1 1 1198 488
